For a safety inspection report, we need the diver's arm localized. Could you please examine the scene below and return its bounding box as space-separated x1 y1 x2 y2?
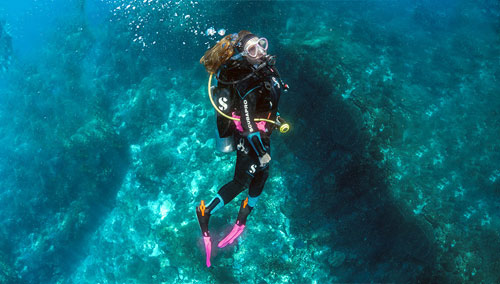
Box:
240 90 268 158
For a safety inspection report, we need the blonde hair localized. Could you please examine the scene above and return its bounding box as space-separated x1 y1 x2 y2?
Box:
200 30 253 74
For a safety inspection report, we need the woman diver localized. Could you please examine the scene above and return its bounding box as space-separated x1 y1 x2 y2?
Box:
197 30 288 267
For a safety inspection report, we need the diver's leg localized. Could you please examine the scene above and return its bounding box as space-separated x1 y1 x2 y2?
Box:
196 194 223 236
247 166 269 206
195 199 213 267
197 172 248 236
217 142 255 204
196 140 252 236
196 140 254 265
237 166 269 224
218 164 269 248
195 196 222 268
217 171 252 204
246 136 270 206
195 150 248 267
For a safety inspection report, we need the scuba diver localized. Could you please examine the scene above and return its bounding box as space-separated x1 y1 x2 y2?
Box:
196 30 289 267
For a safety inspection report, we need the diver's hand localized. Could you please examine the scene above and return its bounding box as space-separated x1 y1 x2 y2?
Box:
259 153 271 167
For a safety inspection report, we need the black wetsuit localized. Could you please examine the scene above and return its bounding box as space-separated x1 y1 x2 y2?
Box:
215 58 282 205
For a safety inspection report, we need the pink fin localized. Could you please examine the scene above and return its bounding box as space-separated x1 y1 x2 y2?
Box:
203 236 212 267
218 224 245 248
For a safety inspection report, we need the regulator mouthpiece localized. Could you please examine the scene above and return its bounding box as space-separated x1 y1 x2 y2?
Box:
266 55 276 66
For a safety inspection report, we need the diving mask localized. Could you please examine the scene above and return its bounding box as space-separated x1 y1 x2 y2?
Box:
244 37 268 58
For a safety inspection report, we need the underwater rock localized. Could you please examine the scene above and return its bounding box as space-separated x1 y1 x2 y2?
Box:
113 76 172 143
0 251 19 283
136 134 175 181
293 239 306 249
328 251 346 268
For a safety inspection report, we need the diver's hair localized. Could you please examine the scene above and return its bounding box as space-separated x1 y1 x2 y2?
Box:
200 30 253 74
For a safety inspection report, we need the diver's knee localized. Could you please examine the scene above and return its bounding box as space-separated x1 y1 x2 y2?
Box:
234 171 252 188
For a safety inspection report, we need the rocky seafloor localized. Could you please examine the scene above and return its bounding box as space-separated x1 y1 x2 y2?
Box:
0 0 499 283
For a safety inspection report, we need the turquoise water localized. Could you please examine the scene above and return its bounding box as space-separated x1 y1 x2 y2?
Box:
0 0 499 283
